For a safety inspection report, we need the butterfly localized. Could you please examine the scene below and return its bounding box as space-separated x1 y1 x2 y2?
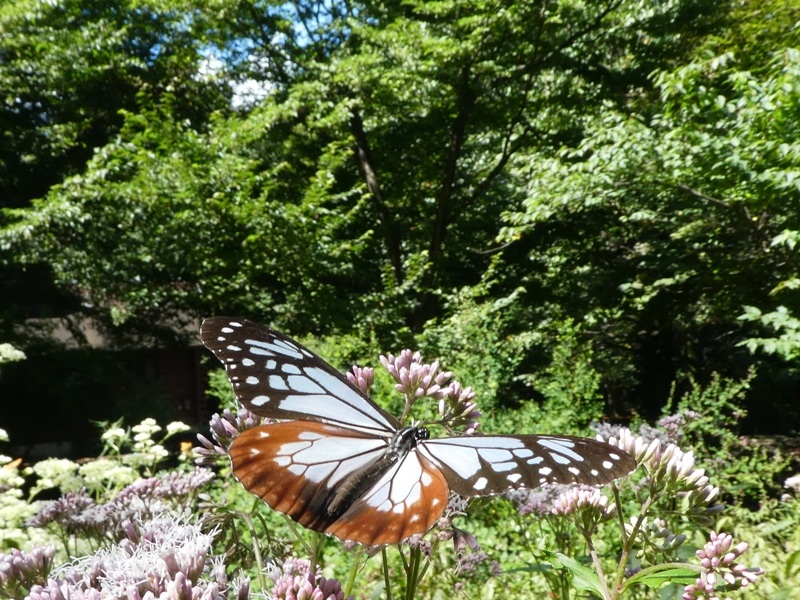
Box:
201 317 636 546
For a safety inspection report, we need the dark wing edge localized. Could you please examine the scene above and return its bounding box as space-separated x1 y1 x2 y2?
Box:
200 316 401 433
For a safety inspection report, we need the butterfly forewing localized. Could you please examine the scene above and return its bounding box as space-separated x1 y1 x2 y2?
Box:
419 435 637 498
201 317 399 434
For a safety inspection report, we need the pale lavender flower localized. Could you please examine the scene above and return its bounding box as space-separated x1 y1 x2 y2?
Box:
551 485 617 520
682 532 765 599
456 551 488 574
508 483 566 517
269 558 352 600
0 546 54 598
451 528 480 555
28 490 111 540
380 349 482 432
435 494 468 537
657 411 699 444
380 350 451 400
346 366 374 394
196 408 263 463
437 381 482 435
599 428 719 506
109 467 214 526
29 513 237 600
406 536 433 556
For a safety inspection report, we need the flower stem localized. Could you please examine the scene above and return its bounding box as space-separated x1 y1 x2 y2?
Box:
382 548 393 600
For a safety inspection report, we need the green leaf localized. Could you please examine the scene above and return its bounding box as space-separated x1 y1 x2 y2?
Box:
551 553 605 598
635 568 698 589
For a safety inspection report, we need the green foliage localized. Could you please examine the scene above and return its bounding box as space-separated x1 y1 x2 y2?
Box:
666 371 791 505
739 305 800 361
496 45 800 423
0 0 229 208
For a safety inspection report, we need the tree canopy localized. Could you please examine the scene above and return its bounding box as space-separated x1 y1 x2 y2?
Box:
2 0 799 430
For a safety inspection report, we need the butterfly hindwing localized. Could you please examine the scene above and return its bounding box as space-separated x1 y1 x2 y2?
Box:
201 317 399 434
230 421 389 533
419 435 637 497
325 449 449 545
231 420 448 545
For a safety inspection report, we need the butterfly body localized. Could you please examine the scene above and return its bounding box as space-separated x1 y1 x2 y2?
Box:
202 317 636 546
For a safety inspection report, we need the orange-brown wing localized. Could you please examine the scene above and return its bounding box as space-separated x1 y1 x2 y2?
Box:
230 421 449 545
325 448 449 546
231 421 387 533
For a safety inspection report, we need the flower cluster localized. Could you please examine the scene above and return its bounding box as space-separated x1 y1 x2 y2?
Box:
28 468 215 545
26 513 249 600
682 532 765 600
110 467 215 525
551 485 617 521
196 408 263 464
0 342 26 364
28 489 109 541
507 483 566 517
656 411 700 444
96 418 193 473
599 428 720 512
346 366 374 394
26 459 82 499
269 558 352 600
593 410 699 449
0 546 54 599
380 350 481 433
508 482 617 526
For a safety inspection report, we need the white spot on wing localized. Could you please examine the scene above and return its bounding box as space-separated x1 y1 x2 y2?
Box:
478 448 514 463
268 375 288 390
249 347 274 356
286 374 325 394
537 438 585 462
474 477 488 491
252 395 270 406
491 461 516 472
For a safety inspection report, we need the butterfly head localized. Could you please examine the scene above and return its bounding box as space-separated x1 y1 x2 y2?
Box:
389 426 431 457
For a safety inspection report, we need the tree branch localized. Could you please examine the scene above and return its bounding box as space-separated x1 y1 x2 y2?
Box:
349 108 404 285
